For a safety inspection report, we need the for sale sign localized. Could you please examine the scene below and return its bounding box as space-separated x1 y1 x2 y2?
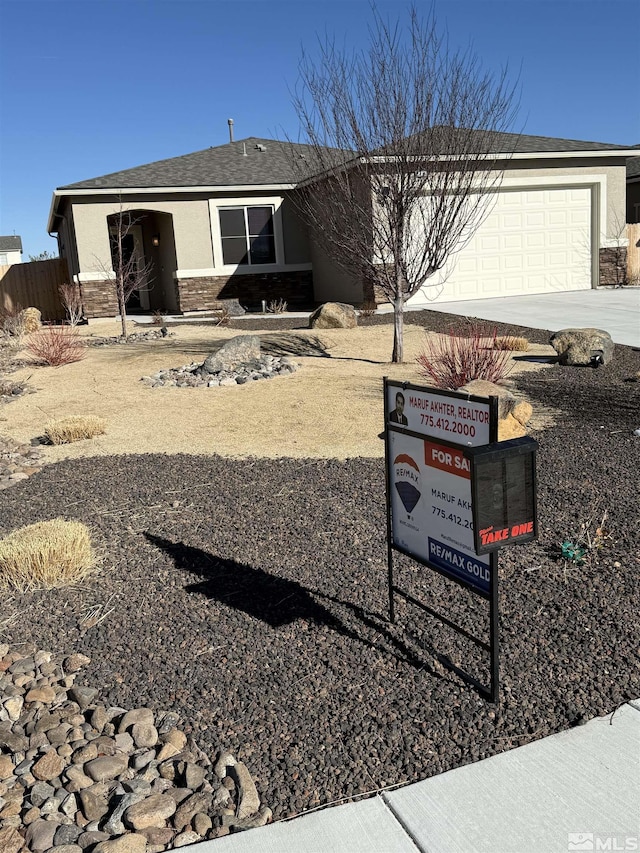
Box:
386 382 495 596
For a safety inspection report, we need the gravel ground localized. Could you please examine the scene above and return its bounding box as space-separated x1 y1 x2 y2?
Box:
2 310 639 821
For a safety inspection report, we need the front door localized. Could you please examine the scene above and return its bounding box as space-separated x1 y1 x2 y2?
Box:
109 223 150 312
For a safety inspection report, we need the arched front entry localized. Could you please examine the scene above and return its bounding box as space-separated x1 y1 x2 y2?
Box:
107 209 178 314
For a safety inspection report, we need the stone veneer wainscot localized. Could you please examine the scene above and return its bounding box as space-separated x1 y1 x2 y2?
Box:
177 271 314 313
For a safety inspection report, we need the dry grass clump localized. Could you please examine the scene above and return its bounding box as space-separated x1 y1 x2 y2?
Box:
0 519 96 592
45 415 106 445
493 334 529 352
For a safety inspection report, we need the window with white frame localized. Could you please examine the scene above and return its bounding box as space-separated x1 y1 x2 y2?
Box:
0 254 7 265
219 206 276 266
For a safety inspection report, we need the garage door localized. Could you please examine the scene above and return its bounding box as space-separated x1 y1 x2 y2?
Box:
408 186 593 305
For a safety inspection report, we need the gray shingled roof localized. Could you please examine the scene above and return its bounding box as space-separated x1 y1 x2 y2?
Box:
627 145 640 179
484 130 629 154
59 139 320 190
59 131 633 191
0 236 22 252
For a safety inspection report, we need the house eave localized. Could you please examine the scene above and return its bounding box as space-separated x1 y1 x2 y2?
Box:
47 184 298 233
363 149 639 165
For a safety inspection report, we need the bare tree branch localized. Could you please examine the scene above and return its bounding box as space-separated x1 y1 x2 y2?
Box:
286 4 519 362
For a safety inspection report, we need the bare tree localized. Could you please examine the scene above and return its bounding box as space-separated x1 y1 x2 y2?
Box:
95 201 154 337
288 5 519 362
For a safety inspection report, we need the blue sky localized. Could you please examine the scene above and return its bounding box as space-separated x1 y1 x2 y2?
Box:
1 0 638 257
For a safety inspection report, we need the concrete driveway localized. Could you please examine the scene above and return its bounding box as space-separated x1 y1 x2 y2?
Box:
407 288 640 347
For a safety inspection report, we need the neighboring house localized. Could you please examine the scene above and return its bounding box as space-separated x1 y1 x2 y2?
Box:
47 133 636 319
0 236 23 266
627 153 640 223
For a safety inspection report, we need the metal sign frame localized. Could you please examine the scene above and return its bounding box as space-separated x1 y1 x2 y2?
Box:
384 378 500 703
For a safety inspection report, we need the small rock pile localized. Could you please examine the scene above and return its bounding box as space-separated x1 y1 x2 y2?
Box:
87 330 172 348
0 644 271 852
0 437 44 491
142 355 299 389
0 381 32 405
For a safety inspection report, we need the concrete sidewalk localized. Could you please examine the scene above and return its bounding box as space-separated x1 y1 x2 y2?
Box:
187 700 640 853
404 288 640 348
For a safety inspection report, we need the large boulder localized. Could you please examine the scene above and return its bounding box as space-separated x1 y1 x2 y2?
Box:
219 299 245 316
201 335 260 375
458 379 532 440
550 328 614 366
309 302 357 329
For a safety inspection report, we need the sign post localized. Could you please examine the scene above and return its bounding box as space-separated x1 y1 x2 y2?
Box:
384 379 539 704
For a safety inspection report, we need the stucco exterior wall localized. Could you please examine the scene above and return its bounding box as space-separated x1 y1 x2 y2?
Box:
309 239 363 304
71 198 213 272
281 197 310 264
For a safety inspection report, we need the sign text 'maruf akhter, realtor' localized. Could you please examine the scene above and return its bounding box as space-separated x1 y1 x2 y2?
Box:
384 378 538 703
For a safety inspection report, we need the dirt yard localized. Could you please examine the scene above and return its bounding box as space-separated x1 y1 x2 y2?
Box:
3 318 555 463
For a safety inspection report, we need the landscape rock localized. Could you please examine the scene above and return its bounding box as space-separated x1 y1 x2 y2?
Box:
0 644 268 852
309 302 357 329
0 825 27 853
31 750 65 781
123 793 177 830
0 436 44 490
25 818 57 851
84 754 128 782
93 834 148 853
550 327 614 366
21 308 42 334
132 723 158 749
458 379 532 440
201 335 261 374
173 830 201 847
172 791 212 831
0 754 14 778
118 708 155 733
229 762 261 819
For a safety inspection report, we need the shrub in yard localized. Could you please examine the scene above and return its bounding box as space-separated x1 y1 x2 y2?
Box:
58 282 83 326
493 334 529 352
417 325 513 389
267 298 288 314
45 415 106 445
0 519 96 592
26 325 86 366
0 305 26 340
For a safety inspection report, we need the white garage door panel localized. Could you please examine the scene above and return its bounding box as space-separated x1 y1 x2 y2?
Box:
409 186 593 304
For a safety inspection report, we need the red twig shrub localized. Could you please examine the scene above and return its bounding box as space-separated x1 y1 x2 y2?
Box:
416 325 512 389
26 326 87 366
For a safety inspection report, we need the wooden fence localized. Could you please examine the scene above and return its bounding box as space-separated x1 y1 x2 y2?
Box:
0 258 69 321
628 223 640 286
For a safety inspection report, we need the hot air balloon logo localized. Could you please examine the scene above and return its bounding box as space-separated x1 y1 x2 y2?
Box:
393 453 422 514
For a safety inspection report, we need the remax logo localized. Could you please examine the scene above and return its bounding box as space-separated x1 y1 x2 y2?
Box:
393 453 421 513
